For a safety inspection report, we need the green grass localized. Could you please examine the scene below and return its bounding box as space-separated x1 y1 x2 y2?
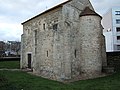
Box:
0 70 120 90
0 61 20 69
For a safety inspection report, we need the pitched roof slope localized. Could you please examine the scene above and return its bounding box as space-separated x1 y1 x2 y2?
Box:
22 0 71 24
80 7 102 18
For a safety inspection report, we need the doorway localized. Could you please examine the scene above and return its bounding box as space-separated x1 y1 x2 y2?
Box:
28 53 31 68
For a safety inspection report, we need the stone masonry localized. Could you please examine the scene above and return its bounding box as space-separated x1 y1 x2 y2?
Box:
21 0 107 82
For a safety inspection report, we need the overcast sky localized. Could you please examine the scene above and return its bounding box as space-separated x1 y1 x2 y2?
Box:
0 0 120 41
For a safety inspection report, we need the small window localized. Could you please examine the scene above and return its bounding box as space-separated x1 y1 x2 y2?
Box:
116 19 120 24
74 49 77 58
116 27 120 32
43 23 45 30
47 51 48 57
53 24 58 31
35 30 37 46
117 45 120 50
115 11 120 15
117 36 120 40
35 30 37 54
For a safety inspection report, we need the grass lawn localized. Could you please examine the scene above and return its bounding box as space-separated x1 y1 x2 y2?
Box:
0 61 20 69
0 70 120 90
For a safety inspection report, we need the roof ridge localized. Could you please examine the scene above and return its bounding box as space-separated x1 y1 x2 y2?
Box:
22 0 72 24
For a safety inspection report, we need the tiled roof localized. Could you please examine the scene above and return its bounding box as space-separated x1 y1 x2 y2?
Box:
80 7 102 18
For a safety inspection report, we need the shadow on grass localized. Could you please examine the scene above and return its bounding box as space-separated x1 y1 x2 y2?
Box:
0 61 20 69
0 73 19 90
0 71 120 90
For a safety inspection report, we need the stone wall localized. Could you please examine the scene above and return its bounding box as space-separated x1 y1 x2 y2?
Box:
107 52 120 71
79 15 103 78
21 7 63 81
35 7 64 80
62 0 94 79
21 0 106 82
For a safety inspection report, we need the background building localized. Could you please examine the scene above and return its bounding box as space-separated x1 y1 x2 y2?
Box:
6 41 21 56
0 41 21 57
102 7 120 52
0 41 5 57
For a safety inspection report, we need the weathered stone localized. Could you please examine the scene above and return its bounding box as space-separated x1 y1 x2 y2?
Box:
21 0 106 82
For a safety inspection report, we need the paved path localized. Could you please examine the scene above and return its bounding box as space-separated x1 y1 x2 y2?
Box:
0 68 32 72
0 69 20 71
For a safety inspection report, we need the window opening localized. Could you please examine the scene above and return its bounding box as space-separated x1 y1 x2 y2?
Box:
117 36 120 40
116 19 120 24
115 11 120 15
47 51 48 57
53 24 58 31
43 23 45 30
116 27 120 32
74 49 77 58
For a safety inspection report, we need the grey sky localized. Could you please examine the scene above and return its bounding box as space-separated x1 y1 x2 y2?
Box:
0 0 120 41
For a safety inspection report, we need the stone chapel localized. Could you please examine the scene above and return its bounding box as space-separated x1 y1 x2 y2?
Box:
21 0 107 82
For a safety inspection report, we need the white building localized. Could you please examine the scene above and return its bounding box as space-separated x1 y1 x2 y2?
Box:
102 7 120 52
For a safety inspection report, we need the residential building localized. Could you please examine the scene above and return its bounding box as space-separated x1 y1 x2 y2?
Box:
0 41 5 57
0 41 21 57
102 7 120 52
